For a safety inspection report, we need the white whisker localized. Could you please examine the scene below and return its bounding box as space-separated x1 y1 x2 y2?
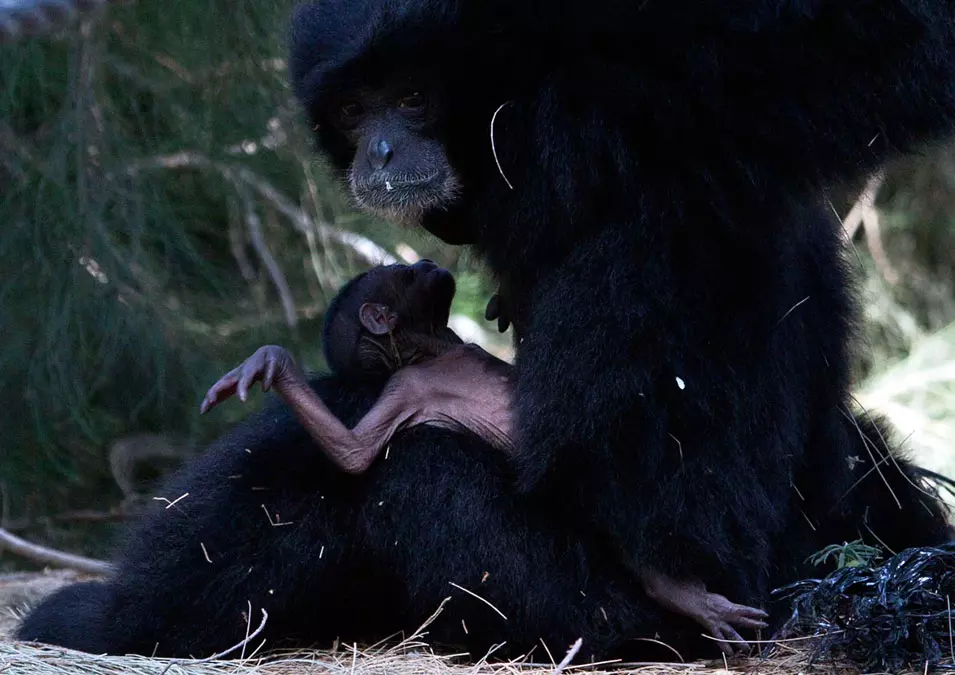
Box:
490 102 515 190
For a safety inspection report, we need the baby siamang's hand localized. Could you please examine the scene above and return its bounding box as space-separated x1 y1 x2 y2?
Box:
199 345 304 414
484 291 511 333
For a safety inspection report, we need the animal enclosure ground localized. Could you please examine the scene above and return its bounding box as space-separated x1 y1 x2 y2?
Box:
0 638 854 675
0 571 943 675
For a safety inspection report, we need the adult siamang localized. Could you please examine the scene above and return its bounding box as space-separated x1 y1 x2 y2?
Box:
287 0 955 629
18 1 955 662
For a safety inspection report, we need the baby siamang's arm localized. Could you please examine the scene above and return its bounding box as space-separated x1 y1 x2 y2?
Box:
201 346 422 474
201 344 515 473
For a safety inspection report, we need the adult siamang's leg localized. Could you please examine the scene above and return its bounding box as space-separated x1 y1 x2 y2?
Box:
352 426 710 661
19 376 701 660
19 378 378 657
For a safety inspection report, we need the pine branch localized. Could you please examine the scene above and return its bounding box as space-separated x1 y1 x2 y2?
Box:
236 183 298 327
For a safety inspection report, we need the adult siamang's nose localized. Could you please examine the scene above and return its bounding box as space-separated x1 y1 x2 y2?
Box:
367 138 393 171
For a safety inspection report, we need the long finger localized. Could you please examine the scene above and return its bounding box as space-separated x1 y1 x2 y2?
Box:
731 605 769 620
263 358 278 392
714 623 751 656
200 375 240 413
730 615 769 630
714 629 735 657
200 395 218 415
237 367 257 403
706 623 734 657
725 626 749 653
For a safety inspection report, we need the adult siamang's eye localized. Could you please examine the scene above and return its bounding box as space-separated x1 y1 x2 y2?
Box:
397 92 426 110
340 101 365 120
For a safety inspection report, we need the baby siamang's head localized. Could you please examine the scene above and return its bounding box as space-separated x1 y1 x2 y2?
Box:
322 260 458 377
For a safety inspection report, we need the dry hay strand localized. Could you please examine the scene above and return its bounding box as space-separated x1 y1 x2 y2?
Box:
1 609 946 675
0 638 846 675
0 605 905 675
0 556 955 675
0 599 849 675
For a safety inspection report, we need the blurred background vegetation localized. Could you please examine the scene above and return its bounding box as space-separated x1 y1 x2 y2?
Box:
1 0 954 570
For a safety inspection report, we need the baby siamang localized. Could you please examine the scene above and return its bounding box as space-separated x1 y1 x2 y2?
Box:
288 0 955 622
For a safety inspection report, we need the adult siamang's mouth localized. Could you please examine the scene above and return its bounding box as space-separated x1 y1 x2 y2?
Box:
355 171 449 206
349 169 461 223
366 171 441 190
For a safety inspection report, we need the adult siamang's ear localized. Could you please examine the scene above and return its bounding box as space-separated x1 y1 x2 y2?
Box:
359 303 398 335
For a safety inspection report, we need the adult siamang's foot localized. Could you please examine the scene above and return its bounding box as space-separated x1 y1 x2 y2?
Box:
642 571 769 656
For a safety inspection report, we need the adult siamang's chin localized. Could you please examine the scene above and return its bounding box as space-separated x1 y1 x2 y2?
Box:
349 167 461 226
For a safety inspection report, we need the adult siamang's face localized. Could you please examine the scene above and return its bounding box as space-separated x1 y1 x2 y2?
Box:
325 79 462 230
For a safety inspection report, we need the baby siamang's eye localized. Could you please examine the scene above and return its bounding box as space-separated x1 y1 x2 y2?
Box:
397 92 426 110
340 101 365 120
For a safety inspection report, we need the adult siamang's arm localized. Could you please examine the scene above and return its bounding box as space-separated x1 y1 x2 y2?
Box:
509 228 791 586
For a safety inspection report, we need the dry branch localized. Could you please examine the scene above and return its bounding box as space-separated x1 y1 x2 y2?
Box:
840 171 898 285
1 509 131 533
235 186 298 328
119 151 397 266
0 528 114 576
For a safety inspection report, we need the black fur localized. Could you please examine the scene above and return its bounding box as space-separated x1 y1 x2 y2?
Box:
19 376 710 661
19 1 955 661
17 377 950 659
288 0 955 620
17 581 114 654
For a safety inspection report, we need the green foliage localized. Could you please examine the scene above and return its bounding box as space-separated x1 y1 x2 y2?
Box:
0 0 496 552
808 540 884 571
2 0 954 568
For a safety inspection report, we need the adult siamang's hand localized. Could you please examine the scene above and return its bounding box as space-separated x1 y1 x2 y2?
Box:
485 291 511 333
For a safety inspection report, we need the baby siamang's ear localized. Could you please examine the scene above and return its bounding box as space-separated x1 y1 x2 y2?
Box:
359 303 399 335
